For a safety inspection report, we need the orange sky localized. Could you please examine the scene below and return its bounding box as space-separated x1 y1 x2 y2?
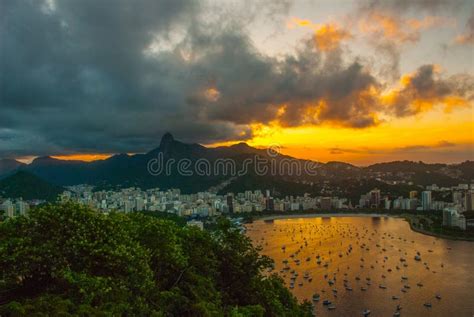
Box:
208 106 474 165
20 105 471 166
51 154 113 162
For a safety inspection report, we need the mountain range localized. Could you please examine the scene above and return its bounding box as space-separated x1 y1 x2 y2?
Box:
1 133 473 199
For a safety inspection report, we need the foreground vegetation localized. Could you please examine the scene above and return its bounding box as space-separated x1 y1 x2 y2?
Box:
0 203 311 316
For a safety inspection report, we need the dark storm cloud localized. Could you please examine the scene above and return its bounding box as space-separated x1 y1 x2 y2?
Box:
0 0 471 157
187 34 380 129
0 0 383 157
359 0 466 14
0 0 205 156
1 0 256 156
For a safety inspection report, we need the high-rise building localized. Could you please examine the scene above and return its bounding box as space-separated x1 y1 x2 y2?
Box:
265 197 274 211
290 202 300 211
359 194 369 208
1 200 15 218
465 191 474 211
422 191 432 211
453 191 463 205
226 194 234 213
15 200 29 215
320 197 332 210
123 200 132 213
244 190 253 200
409 191 417 199
443 207 466 230
370 189 381 208
393 197 403 209
442 209 453 226
265 189 271 198
409 199 418 210
135 198 144 211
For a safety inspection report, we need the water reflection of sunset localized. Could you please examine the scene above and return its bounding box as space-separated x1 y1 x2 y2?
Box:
246 216 474 316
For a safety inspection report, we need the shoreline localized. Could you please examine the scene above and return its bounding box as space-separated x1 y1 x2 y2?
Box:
406 220 474 242
256 213 398 221
247 212 474 242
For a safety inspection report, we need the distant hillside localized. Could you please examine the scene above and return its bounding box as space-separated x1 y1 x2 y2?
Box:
0 159 25 177
0 171 64 201
2 134 472 194
452 161 474 180
367 160 447 173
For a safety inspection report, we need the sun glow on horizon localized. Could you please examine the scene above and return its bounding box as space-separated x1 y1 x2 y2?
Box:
51 154 113 162
207 106 474 165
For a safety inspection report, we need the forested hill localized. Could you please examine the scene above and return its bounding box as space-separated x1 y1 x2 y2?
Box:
0 171 64 201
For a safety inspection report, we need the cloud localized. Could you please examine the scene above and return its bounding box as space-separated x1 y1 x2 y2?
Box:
0 0 256 156
0 0 472 158
353 0 467 80
330 140 456 155
358 0 466 14
189 34 381 129
0 0 386 158
455 9 474 44
329 140 458 156
397 140 456 152
329 147 366 155
288 18 351 51
381 64 474 116
314 24 351 52
356 10 452 80
326 141 472 164
359 14 449 43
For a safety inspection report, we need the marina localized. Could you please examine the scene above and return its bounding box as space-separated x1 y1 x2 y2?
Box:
246 216 474 316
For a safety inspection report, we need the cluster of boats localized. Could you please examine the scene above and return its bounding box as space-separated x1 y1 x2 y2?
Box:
248 219 448 316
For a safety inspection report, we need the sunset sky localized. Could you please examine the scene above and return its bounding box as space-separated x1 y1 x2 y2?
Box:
1 0 473 165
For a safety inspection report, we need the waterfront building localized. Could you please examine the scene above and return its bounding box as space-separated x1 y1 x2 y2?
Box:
422 191 432 211
443 207 466 230
369 188 381 208
320 197 332 210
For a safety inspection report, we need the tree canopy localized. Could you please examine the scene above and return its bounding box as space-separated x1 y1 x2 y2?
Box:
0 203 311 316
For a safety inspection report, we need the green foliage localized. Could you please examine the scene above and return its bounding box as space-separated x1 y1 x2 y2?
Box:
0 171 64 201
0 203 310 316
138 210 187 226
